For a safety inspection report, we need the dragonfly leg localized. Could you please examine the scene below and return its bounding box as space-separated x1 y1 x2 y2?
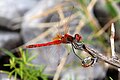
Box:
77 43 97 59
72 42 98 67
71 43 83 61
91 57 98 66
72 42 84 50
73 42 96 58
82 56 98 67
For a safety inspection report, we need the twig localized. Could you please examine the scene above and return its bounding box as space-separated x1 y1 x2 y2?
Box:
87 0 97 11
29 2 69 20
82 44 120 68
53 52 69 80
110 23 116 58
110 23 120 72
74 18 85 34
74 0 100 34
96 15 120 37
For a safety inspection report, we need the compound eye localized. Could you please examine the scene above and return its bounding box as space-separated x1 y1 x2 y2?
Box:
75 34 82 42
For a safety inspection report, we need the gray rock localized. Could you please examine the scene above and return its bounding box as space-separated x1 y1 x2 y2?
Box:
0 31 22 52
61 64 106 80
93 0 111 27
0 73 18 80
0 0 40 30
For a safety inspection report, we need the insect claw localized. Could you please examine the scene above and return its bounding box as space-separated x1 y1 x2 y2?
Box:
81 57 98 67
91 57 98 66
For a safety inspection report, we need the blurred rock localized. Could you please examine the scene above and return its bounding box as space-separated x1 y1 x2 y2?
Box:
104 67 119 80
93 0 112 27
0 73 19 80
0 0 40 30
0 31 22 53
61 64 106 80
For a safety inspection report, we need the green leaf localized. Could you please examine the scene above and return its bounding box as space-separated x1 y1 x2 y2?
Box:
0 48 15 58
0 70 10 74
27 54 38 62
2 48 48 80
25 49 29 61
19 48 26 63
109 77 113 80
78 0 84 4
14 72 17 80
20 63 23 79
8 69 15 78
4 64 10 67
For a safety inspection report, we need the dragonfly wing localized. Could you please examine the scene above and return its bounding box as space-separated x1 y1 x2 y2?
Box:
29 45 66 72
46 45 66 65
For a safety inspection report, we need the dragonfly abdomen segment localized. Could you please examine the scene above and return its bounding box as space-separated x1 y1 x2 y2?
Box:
26 40 62 48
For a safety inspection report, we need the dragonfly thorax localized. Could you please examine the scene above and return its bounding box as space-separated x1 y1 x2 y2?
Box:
61 34 82 43
61 34 74 43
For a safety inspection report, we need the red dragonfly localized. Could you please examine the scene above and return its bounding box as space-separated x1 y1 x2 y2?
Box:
26 33 97 67
26 33 81 48
25 5 97 67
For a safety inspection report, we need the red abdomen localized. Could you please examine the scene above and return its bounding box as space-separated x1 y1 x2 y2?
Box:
26 40 62 48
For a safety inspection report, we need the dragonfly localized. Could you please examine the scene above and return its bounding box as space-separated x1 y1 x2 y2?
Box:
26 33 97 67
25 4 97 67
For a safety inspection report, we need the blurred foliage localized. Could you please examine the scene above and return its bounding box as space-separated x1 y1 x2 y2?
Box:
0 48 48 80
109 77 113 80
105 0 118 17
75 0 119 51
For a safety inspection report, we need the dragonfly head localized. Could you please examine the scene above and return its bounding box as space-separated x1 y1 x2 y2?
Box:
74 34 82 42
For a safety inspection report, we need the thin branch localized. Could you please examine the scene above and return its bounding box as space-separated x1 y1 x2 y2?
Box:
29 2 69 21
81 44 120 68
57 6 69 34
110 23 120 72
74 18 85 34
110 23 116 58
53 52 69 80
87 0 97 11
96 15 120 36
